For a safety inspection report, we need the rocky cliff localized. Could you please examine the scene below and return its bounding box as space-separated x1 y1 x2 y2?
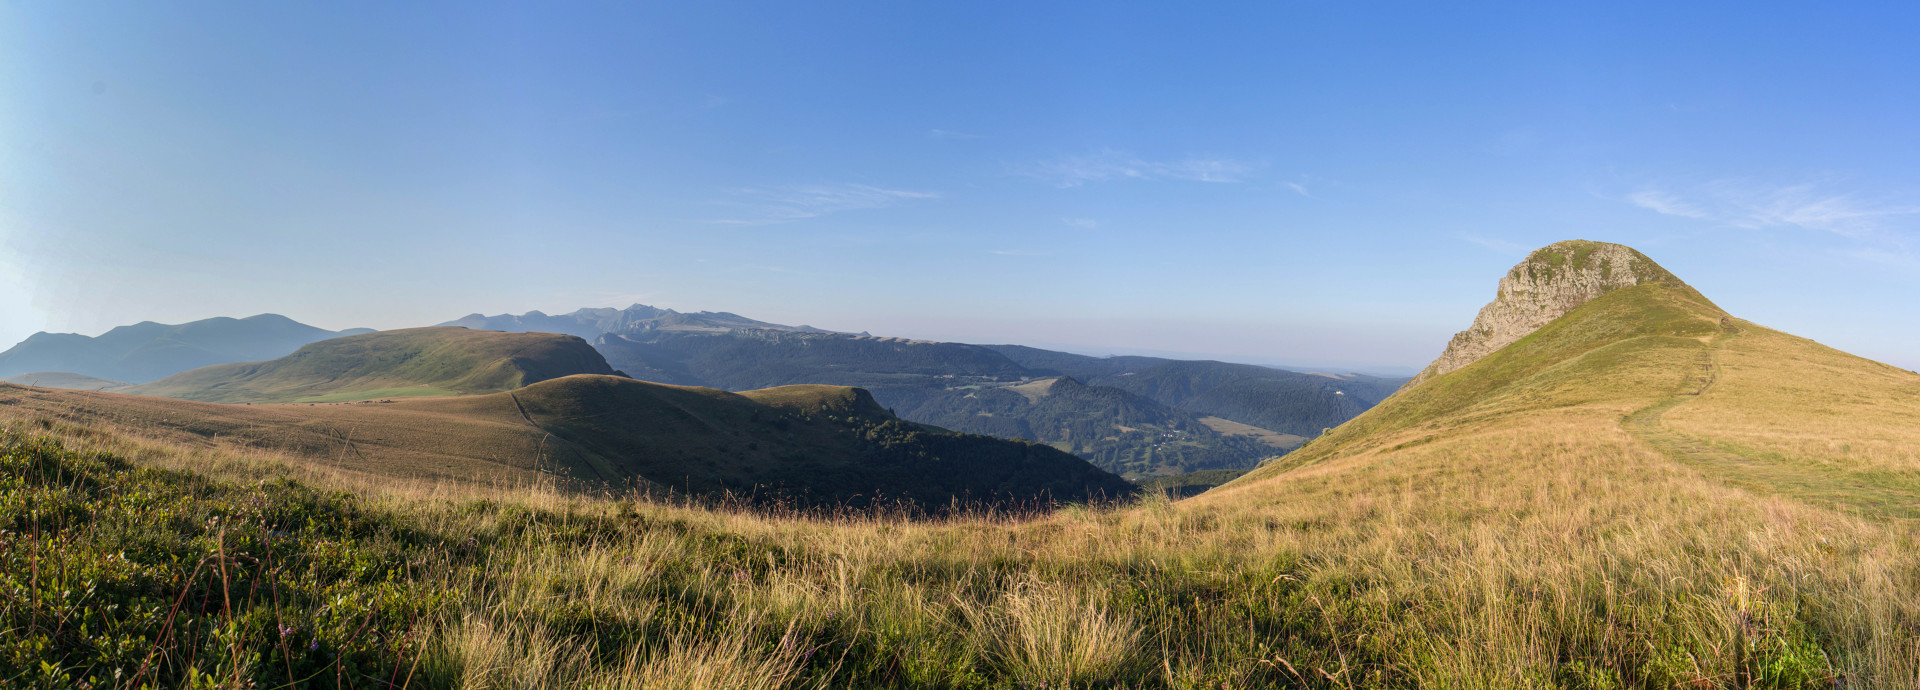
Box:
1405 240 1705 388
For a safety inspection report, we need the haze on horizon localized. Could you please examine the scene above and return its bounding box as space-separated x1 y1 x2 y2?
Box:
5 2 1919 372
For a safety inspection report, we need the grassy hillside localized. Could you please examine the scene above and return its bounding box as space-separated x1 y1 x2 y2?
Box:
126 327 620 403
594 328 1030 389
1195 279 1920 683
596 330 1343 477
2 264 1917 686
500 376 1133 506
0 371 130 391
2 374 1131 509
1240 281 1725 477
1136 468 1249 498
449 311 1395 478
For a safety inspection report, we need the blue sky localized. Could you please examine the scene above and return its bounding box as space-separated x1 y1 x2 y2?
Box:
5 2 1919 373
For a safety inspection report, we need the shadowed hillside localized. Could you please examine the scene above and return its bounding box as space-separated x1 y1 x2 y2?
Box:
2 375 1131 509
463 310 1398 477
126 327 622 403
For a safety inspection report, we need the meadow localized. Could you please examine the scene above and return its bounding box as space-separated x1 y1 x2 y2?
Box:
3 283 1918 688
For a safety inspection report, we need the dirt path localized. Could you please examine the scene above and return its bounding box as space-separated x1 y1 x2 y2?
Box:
1623 328 1920 519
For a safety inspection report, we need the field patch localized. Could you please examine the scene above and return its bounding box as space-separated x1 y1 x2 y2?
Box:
291 386 460 403
1198 416 1306 449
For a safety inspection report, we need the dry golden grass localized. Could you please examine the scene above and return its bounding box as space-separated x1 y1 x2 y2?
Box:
0 382 556 485
1661 324 1920 516
5 283 1918 687
1198 416 1308 449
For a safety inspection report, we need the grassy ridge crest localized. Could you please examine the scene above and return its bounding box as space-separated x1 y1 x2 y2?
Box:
1247 281 1725 480
126 327 621 403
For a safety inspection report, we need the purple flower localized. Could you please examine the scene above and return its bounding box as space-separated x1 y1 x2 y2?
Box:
308 639 320 652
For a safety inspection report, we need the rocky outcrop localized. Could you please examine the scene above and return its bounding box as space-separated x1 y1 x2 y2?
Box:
1405 240 1691 388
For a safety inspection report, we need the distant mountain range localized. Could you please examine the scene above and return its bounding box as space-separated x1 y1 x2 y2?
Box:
440 305 845 340
0 314 371 383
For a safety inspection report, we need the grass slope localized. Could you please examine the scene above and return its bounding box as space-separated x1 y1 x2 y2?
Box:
126 327 620 403
6 253 1917 687
0 371 131 391
597 331 1303 477
2 374 1131 509
1192 279 1920 683
1245 281 1728 477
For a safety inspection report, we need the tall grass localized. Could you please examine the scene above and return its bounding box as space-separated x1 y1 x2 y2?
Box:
3 302 1918 687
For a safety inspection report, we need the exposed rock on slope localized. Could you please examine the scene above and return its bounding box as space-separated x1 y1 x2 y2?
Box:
1405 240 1713 388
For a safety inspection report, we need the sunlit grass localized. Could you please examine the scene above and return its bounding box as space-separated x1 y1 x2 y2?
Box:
3 283 1917 687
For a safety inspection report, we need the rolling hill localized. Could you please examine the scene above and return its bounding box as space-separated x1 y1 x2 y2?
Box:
1 374 1131 508
125 327 623 403
0 314 372 383
590 327 1029 388
447 304 1403 477
1181 239 1920 684
593 330 1307 477
0 371 130 391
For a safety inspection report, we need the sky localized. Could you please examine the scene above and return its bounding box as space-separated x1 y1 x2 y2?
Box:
5 2 1920 374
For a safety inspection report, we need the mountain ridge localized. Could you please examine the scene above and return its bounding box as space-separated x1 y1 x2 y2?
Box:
0 314 372 383
126 327 623 403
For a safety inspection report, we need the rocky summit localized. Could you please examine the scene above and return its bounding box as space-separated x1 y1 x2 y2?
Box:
1404 240 1708 388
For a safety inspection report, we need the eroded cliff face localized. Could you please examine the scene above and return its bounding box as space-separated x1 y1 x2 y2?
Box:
1405 240 1690 388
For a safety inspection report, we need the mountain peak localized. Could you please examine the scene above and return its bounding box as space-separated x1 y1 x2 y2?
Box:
1406 240 1712 388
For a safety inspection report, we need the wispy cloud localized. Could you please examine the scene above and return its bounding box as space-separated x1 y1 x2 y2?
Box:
1018 150 1255 188
1625 189 1710 220
1833 246 1920 268
1282 181 1311 197
930 129 985 140
705 183 939 225
1061 217 1100 229
1628 179 1920 241
1458 234 1530 255
991 249 1051 256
